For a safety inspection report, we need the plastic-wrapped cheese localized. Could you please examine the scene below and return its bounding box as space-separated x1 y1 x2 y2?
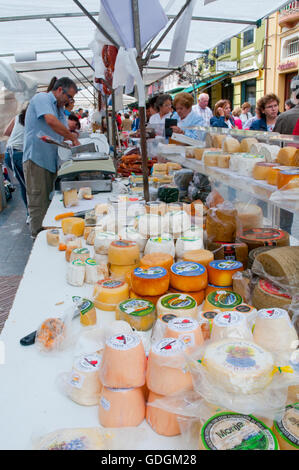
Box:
210 311 253 342
100 334 146 388
183 249 214 267
234 202 263 231
252 279 292 310
61 217 85 237
222 137 240 153
103 320 133 340
203 151 222 167
65 238 82 262
150 313 179 344
146 391 181 436
277 146 297 166
203 339 274 394
34 427 108 450
164 210 191 237
116 299 156 331
253 246 299 288
239 137 258 153
137 214 165 237
237 228 290 252
164 317 203 350
206 206 237 243
144 237 175 258
93 280 129 311
140 252 174 272
277 169 299 189
199 413 279 450
273 403 299 450
108 240 140 266
259 144 280 163
84 258 108 284
145 201 167 215
94 232 119 255
68 353 102 405
146 338 193 395
131 267 169 296
203 290 243 311
109 263 139 281
170 262 207 292
99 386 145 428
175 236 204 260
74 297 97 326
207 260 244 287
118 226 147 252
217 154 231 168
70 247 90 264
157 293 198 318
199 310 221 340
67 260 85 287
253 308 298 352
47 229 60 247
168 287 205 306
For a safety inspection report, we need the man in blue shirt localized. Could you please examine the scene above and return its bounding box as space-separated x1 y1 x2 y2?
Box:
23 77 79 238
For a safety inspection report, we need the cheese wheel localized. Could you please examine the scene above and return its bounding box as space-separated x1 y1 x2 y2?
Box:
167 287 205 306
100 334 146 388
210 311 253 342
234 202 263 231
217 154 231 168
248 246 275 269
84 259 108 285
63 188 78 208
203 290 243 311
254 246 299 288
69 247 90 264
207 242 248 269
175 236 204 260
118 226 147 252
67 260 85 287
253 162 277 180
164 317 203 350
207 260 244 287
170 262 207 292
65 241 82 263
129 290 161 306
144 237 175 258
35 427 107 450
237 228 290 252
273 403 299 450
68 353 102 405
93 279 129 311
137 214 165 237
199 310 221 340
140 252 174 273
116 299 156 331
131 267 169 296
108 240 140 266
146 338 193 395
109 263 139 281
46 229 60 247
61 217 85 237
183 249 214 267
205 283 233 296
206 207 237 243
277 146 298 166
259 143 281 163
266 166 281 186
157 293 198 318
277 169 299 190
99 386 145 428
200 413 279 450
203 151 222 166
253 308 298 352
145 201 167 215
252 279 292 310
239 137 258 153
212 134 226 148
194 147 218 160
94 232 119 255
203 339 274 394
223 137 240 153
146 391 181 436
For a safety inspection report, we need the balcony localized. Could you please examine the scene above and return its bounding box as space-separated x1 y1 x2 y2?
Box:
279 3 299 28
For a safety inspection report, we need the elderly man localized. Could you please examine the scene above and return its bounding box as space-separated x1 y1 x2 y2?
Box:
23 77 79 238
192 93 213 127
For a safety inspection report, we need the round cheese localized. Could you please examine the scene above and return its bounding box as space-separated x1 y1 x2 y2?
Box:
267 166 281 186
200 412 279 450
175 236 204 260
137 214 165 237
207 242 248 269
170 262 208 292
234 202 263 231
253 308 298 352
131 267 169 296
93 280 129 311
83 226 93 241
207 260 244 287
94 253 109 265
203 290 243 311
277 169 299 190
68 353 102 406
273 403 299 450
94 232 119 255
277 146 297 166
203 339 274 394
84 259 108 284
35 427 107 450
164 317 203 350
151 313 179 343
116 299 156 331
146 338 193 395
46 229 60 247
65 239 82 262
205 283 233 296
183 249 214 267
67 260 85 287
252 279 292 310
237 228 290 252
239 137 258 153
168 287 205 306
253 162 277 181
211 311 253 342
259 144 280 163
118 226 147 252
99 386 145 428
70 247 90 264
140 252 174 272
100 334 146 388
145 201 167 215
109 263 139 281
157 293 198 318
146 391 181 436
76 298 97 326
61 217 85 237
199 310 221 340
212 134 226 148
108 240 140 266
103 320 133 340
164 211 192 237
223 137 241 154
144 237 175 258
129 290 161 306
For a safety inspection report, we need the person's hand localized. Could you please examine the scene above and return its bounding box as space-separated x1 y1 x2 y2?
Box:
171 126 184 134
218 107 225 117
70 134 80 146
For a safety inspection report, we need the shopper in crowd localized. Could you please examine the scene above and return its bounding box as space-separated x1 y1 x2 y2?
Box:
250 94 279 131
68 113 81 133
274 76 299 134
240 102 252 127
64 98 75 117
76 108 83 119
210 100 236 128
46 76 57 93
116 112 122 131
243 107 259 129
231 107 243 129
192 92 213 127
4 106 28 215
148 94 174 125
146 96 158 123
23 77 79 238
285 99 296 111
170 92 204 139
80 111 91 132
121 113 132 131
132 112 140 132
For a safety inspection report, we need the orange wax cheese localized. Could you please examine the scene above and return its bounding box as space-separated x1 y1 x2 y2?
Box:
100 334 146 388
207 260 244 287
207 242 248 269
93 279 129 311
129 290 161 306
266 167 281 186
109 263 140 281
61 217 85 237
170 262 208 292
164 317 204 350
182 249 214 267
131 267 169 296
277 169 299 190
140 252 174 272
146 338 193 395
146 391 181 436
253 162 277 181
108 240 140 266
99 386 145 428
168 287 205 306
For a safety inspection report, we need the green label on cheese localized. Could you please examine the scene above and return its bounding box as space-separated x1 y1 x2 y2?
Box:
207 291 242 309
119 299 155 317
161 294 196 310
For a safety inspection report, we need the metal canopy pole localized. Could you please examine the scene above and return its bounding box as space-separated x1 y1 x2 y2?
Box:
104 94 111 147
67 68 95 101
61 51 98 91
167 15 257 25
16 64 90 73
111 91 118 167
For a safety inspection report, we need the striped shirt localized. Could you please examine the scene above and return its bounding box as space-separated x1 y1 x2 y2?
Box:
192 104 213 127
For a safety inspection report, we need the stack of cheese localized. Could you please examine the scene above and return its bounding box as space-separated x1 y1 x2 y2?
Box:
169 261 208 308
108 240 140 281
67 250 108 287
93 279 130 311
144 237 175 258
203 260 244 306
99 334 147 427
152 163 167 177
130 266 170 306
94 232 119 264
175 235 204 261
229 153 266 177
145 201 168 216
193 147 219 161
146 338 192 436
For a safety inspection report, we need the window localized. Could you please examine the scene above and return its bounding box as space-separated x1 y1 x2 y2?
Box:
243 29 254 47
287 38 299 56
216 40 231 57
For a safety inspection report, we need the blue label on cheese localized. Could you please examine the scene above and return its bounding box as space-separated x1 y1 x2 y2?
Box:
209 260 243 271
134 266 167 279
171 261 205 277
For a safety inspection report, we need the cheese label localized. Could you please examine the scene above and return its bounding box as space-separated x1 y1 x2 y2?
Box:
160 294 196 310
209 260 243 271
201 311 219 321
72 296 94 315
149 237 172 243
107 334 140 350
100 280 125 289
134 267 167 279
73 353 102 374
153 338 186 356
158 313 178 324
73 248 89 254
259 280 291 299
240 228 286 242
72 259 85 266
234 304 253 313
85 258 97 266
257 308 289 320
69 372 85 389
171 262 205 277
118 299 155 317
50 229 59 234
167 317 198 332
213 311 244 327
274 403 299 449
280 170 299 176
206 291 242 309
111 240 136 247
100 397 110 411
201 413 278 450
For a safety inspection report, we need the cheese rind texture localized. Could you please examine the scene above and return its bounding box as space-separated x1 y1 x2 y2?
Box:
61 217 85 237
131 267 169 296
116 299 156 331
146 391 181 436
99 386 145 428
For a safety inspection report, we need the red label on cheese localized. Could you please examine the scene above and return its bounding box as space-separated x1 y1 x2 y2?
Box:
239 228 285 242
259 279 291 299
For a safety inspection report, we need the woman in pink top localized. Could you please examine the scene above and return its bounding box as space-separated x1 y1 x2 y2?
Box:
232 107 243 129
